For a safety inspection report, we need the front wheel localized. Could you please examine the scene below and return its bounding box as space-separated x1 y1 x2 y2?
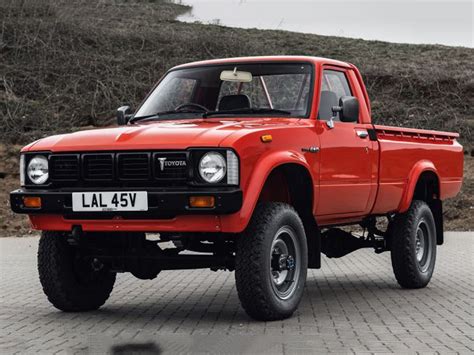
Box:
38 231 116 312
235 203 308 321
390 200 437 288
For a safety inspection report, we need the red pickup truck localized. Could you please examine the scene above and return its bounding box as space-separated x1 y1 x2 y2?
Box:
11 56 463 321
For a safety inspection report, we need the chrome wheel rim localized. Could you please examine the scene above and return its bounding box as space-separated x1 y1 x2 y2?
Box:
415 220 431 272
269 226 301 300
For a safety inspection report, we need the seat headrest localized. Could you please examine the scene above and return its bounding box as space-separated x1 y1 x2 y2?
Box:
318 91 338 119
218 94 251 111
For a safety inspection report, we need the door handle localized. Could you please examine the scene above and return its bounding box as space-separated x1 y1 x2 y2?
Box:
302 146 320 153
356 130 368 138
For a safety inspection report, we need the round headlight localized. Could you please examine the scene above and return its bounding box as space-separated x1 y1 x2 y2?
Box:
27 155 49 184
199 152 226 183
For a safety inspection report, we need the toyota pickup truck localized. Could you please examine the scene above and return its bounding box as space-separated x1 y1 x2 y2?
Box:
10 56 463 321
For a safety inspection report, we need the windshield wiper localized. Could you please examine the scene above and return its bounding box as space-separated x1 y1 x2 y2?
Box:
202 108 292 118
131 107 292 123
130 110 203 124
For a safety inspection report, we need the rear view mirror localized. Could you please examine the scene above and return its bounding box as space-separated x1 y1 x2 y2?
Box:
117 105 132 126
220 68 253 83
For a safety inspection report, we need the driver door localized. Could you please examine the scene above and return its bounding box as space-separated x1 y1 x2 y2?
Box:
316 68 376 216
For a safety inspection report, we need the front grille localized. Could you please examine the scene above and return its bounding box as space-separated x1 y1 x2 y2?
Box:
48 151 189 187
118 153 150 180
83 154 113 181
50 155 79 181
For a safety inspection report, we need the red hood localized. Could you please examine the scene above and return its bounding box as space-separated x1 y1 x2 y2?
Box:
24 117 306 152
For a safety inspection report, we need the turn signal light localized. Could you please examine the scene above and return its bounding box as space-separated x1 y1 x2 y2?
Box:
261 134 273 143
23 196 42 208
189 196 215 208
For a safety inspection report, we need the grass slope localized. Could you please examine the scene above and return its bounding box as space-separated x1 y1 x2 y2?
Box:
0 0 472 236
1 0 473 144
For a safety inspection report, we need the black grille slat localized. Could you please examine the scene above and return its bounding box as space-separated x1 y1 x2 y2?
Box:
118 153 150 181
50 155 79 181
83 154 113 181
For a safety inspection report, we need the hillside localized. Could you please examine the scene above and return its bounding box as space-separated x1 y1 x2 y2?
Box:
0 0 473 236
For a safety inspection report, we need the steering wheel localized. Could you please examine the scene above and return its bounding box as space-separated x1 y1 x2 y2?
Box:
175 103 209 112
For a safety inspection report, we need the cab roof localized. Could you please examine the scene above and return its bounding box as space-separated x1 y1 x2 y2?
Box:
171 55 352 70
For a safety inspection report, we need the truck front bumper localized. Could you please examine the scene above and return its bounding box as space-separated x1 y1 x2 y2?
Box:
10 188 243 219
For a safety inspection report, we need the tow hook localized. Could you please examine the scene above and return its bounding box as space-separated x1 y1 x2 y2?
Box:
272 253 295 271
67 225 83 246
91 258 104 271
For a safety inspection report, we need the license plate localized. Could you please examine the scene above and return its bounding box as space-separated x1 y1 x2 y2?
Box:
72 191 148 212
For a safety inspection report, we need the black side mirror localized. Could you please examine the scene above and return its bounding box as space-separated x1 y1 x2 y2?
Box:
327 96 359 129
338 96 359 123
117 105 132 126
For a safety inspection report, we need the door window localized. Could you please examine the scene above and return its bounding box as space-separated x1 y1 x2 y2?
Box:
319 70 352 121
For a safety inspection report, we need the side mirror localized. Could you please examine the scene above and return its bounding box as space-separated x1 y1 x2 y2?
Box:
338 96 359 123
117 105 132 126
326 96 359 129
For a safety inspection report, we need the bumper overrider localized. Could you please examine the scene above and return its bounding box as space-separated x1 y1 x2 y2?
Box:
10 188 243 220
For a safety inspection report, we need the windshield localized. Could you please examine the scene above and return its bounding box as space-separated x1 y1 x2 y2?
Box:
134 63 313 120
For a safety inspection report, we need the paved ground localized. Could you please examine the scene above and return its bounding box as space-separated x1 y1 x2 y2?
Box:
0 233 473 354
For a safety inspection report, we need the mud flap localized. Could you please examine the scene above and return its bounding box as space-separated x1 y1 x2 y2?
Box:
429 199 444 245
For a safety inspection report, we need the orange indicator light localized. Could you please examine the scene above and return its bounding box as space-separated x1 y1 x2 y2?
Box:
23 196 42 208
189 196 215 208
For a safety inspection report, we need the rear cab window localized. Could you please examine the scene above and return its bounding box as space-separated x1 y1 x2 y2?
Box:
219 72 311 114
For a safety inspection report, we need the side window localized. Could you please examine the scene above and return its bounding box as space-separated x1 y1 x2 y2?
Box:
319 70 351 121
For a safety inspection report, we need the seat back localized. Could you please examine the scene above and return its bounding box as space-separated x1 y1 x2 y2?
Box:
218 94 251 111
318 90 338 120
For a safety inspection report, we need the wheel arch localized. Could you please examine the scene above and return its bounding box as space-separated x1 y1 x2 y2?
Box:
258 163 314 213
221 151 320 266
398 160 440 213
257 161 320 268
398 160 443 245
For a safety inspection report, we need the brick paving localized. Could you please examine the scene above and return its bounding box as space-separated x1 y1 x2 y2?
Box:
0 232 473 354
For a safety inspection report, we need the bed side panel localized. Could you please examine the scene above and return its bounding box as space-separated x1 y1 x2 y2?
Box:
371 127 463 214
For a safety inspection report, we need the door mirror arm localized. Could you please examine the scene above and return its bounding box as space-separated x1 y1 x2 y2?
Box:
327 106 342 129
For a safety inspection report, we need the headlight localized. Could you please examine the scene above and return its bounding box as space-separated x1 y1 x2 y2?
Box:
199 152 226 183
27 155 49 184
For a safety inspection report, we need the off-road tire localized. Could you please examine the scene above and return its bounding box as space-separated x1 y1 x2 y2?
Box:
235 202 308 321
390 200 437 289
38 231 116 312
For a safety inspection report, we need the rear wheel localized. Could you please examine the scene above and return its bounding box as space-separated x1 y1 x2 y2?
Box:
38 231 116 312
235 203 308 321
390 200 437 288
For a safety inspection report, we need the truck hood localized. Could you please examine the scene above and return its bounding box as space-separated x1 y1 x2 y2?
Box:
24 117 306 152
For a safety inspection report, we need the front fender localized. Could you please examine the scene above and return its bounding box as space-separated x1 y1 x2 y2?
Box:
398 160 438 213
219 150 315 233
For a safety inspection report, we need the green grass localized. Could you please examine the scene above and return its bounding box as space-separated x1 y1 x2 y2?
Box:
1 0 473 146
